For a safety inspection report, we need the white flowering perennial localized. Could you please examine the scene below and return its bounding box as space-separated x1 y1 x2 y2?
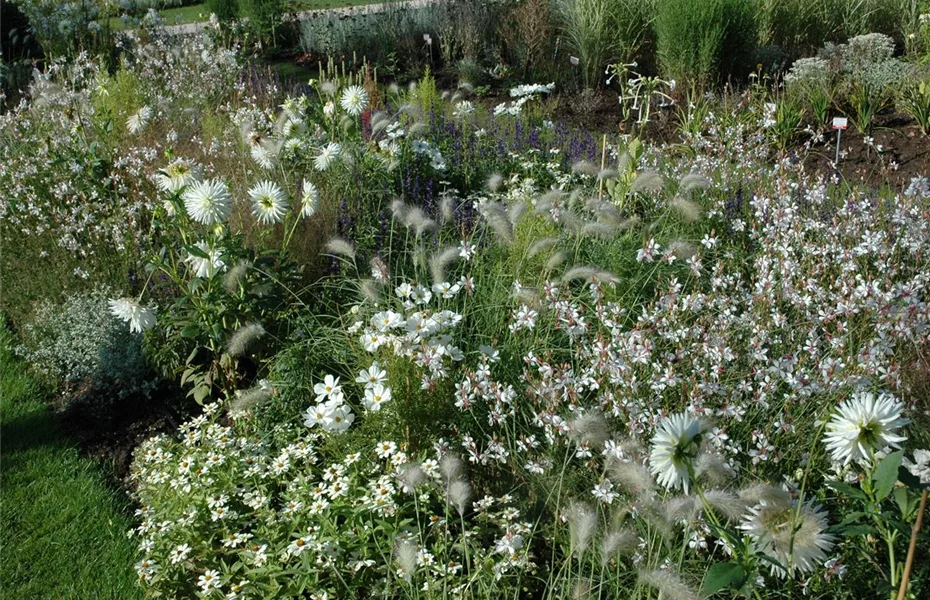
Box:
300 180 320 218
739 498 835 578
248 180 289 225
823 391 909 466
108 298 157 333
182 179 232 225
314 142 342 172
648 413 704 494
126 105 153 134
185 241 226 278
340 85 369 116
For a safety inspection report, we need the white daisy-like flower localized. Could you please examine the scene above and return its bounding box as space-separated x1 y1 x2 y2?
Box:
648 412 704 494
300 180 320 218
903 449 930 484
186 241 226 278
126 105 152 134
340 85 369 116
452 100 475 119
823 391 909 466
314 142 342 171
249 180 289 225
182 178 232 225
108 298 157 334
155 158 199 194
250 143 276 169
740 498 835 578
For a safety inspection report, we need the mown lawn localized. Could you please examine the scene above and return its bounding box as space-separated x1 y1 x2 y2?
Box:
108 0 400 30
0 324 141 600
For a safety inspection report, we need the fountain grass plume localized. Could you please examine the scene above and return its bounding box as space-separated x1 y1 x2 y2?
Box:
671 197 702 222
325 237 356 260
566 502 598 558
223 260 251 293
630 171 664 193
430 246 462 286
637 568 701 600
600 528 638 565
528 237 560 258
227 322 265 357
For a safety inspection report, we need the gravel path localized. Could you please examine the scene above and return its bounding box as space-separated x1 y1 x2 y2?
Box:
162 0 434 36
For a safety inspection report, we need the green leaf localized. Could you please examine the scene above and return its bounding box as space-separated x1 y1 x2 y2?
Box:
701 562 746 596
826 480 867 501
181 325 201 338
873 451 904 501
893 487 912 518
185 244 211 259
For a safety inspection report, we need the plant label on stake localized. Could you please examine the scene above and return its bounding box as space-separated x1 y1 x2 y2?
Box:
833 117 848 166
570 56 579 91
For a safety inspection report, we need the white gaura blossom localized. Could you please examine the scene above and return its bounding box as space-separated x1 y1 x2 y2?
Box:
649 412 704 494
314 142 342 171
739 498 835 578
300 180 320 219
340 85 369 116
108 298 156 333
823 391 909 465
248 180 289 225
126 105 153 134
186 241 226 278
182 179 232 225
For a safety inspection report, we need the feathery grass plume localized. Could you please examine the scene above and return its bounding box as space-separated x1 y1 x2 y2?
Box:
668 240 698 260
597 168 618 181
738 484 791 506
440 454 463 481
390 199 411 222
670 196 702 222
398 101 421 116
458 81 474 94
320 81 337 95
572 160 599 176
440 195 456 224
695 451 734 485
415 217 436 237
637 568 701 600
223 260 251 293
408 121 428 136
679 173 712 196
572 578 592 600
360 279 382 303
512 286 541 305
325 237 356 260
593 270 620 285
394 539 418 578
227 323 266 357
486 211 514 245
608 460 654 497
581 222 617 238
600 528 639 565
630 171 664 193
703 489 747 522
557 209 584 234
486 172 504 191
508 202 527 226
449 91 461 103
370 113 390 136
339 115 354 132
228 385 273 418
568 410 609 447
403 206 429 229
566 502 598 558
430 247 462 286
618 151 633 173
528 237 560 258
592 201 624 226
447 480 472 516
398 463 427 492
562 265 598 283
545 251 568 271
618 215 641 231
665 496 698 522
535 189 567 213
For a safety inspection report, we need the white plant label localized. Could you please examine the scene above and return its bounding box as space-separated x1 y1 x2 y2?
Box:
832 117 848 130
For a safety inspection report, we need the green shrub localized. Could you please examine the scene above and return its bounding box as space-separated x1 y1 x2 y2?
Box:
239 0 286 49
655 0 757 89
205 0 239 23
18 286 161 408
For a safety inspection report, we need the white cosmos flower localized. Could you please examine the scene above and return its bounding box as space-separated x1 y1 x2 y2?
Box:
186 241 226 278
155 158 199 194
108 298 157 333
648 412 704 494
823 391 909 466
249 180 289 225
314 142 342 171
363 384 392 412
356 361 388 388
300 180 320 218
340 85 369 116
739 498 835 578
126 105 152 134
323 404 355 432
182 178 232 225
